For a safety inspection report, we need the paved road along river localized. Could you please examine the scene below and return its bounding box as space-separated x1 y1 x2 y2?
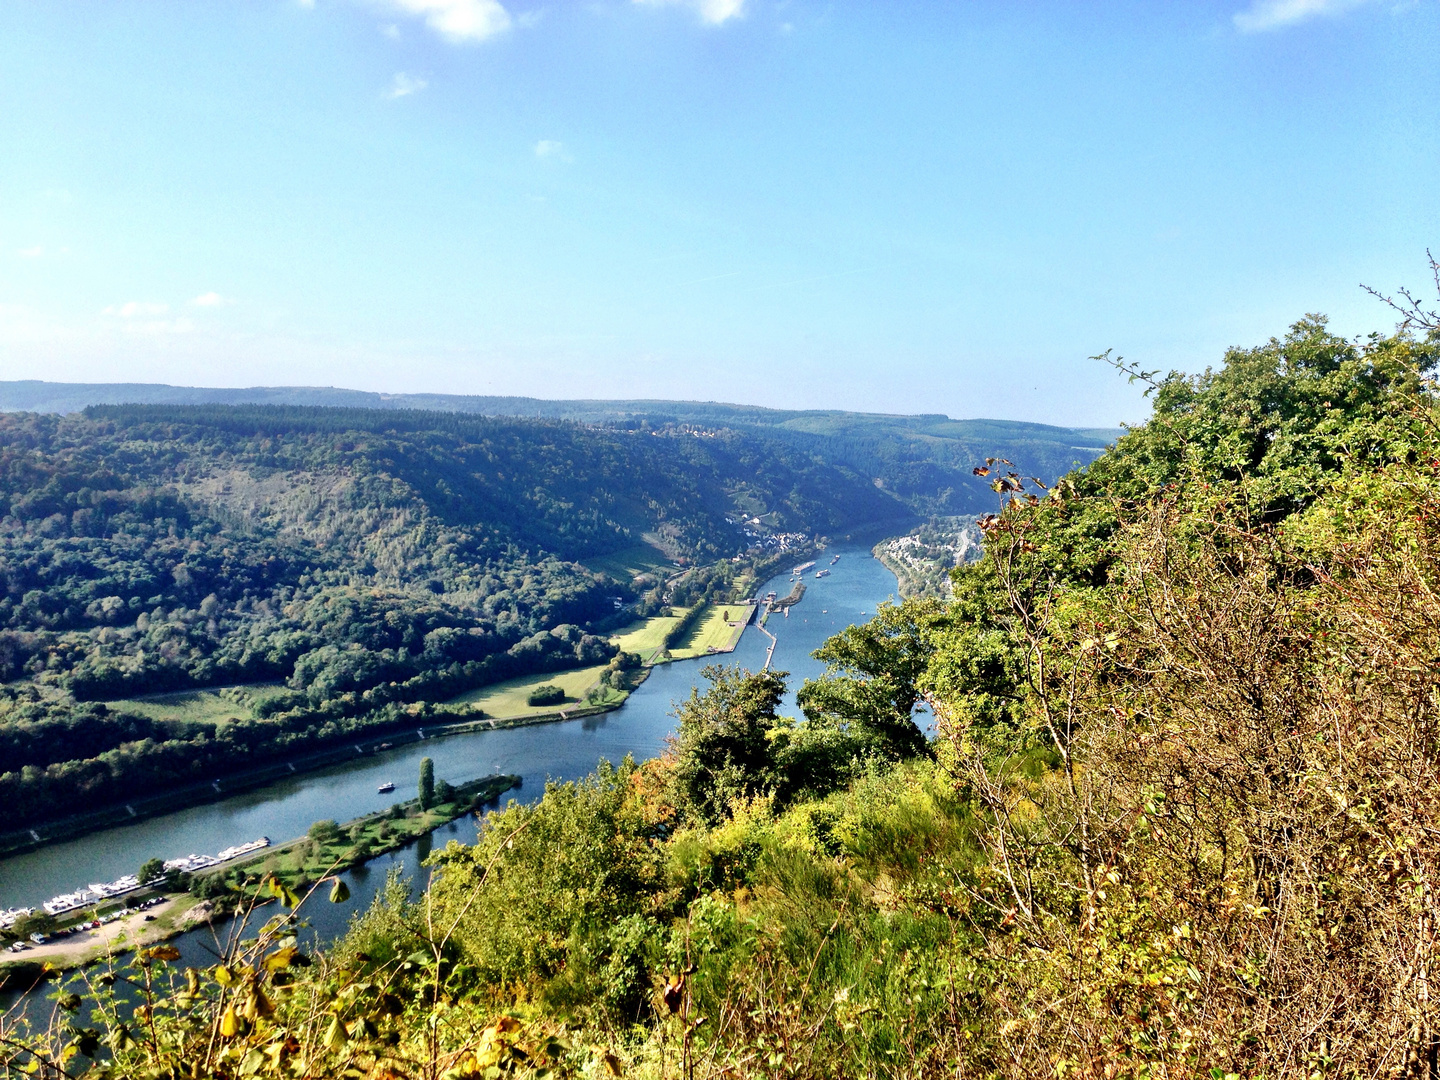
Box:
0 545 901 984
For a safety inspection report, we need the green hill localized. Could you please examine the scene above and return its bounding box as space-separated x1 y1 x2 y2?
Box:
0 381 1119 514
0 402 902 828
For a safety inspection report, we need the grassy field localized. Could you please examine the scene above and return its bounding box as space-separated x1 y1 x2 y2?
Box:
670 603 754 659
579 543 673 582
448 664 615 718
106 684 286 725
613 611 684 660
613 604 754 663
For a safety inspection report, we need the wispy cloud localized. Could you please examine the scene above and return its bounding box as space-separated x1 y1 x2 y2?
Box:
101 301 193 334
16 245 44 259
534 139 572 162
634 0 746 26
190 292 233 307
1233 0 1378 32
386 72 429 98
103 301 170 318
379 0 511 43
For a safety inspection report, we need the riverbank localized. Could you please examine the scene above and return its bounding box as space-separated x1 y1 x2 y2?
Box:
0 773 518 982
1 598 776 862
0 542 900 1007
872 517 983 599
0 704 595 861
1 895 203 979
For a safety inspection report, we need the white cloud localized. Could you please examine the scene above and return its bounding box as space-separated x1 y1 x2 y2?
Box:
190 292 233 307
1233 0 1378 32
16 245 44 258
100 302 193 335
534 139 571 161
634 0 745 26
380 0 511 43
103 301 169 318
386 72 429 98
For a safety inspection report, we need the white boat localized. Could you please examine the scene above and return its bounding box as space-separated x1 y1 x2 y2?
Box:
34 837 271 923
216 838 270 862
377 781 396 794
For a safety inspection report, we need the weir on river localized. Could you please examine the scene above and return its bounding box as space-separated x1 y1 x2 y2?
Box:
0 545 900 999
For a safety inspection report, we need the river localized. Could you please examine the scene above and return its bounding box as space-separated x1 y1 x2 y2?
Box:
0 545 898 1003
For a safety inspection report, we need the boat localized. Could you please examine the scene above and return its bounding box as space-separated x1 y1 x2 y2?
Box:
216 838 270 862
19 838 273 925
377 781 395 794
815 569 831 578
830 554 840 564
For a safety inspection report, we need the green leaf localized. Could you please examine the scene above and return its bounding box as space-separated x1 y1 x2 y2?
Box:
323 1015 348 1053
264 946 299 972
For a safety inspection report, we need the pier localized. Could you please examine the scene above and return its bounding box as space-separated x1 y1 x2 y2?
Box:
758 624 779 670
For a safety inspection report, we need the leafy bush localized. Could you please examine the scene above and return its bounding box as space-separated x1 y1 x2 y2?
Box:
525 684 565 707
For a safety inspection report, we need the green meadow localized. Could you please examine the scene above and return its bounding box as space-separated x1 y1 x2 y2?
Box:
105 685 286 726
448 664 617 718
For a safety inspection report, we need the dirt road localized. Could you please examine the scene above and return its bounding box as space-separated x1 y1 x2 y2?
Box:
7 897 202 968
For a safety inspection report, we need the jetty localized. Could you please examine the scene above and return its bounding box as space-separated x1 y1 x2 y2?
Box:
758 624 779 670
767 580 806 613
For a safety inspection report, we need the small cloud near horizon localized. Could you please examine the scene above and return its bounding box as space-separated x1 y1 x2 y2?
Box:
190 292 233 307
16 245 44 258
1233 0 1379 32
379 0 511 43
387 72 428 98
633 0 746 25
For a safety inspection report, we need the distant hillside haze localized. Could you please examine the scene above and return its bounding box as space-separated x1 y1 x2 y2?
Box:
0 381 1119 516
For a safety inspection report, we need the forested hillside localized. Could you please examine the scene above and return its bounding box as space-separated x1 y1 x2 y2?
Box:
0 382 1118 514
0 404 902 828
14 313 1439 1077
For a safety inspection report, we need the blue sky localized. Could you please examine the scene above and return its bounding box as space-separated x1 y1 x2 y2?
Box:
1 0 1436 426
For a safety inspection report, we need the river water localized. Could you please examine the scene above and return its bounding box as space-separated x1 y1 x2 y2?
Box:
0 545 899 984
